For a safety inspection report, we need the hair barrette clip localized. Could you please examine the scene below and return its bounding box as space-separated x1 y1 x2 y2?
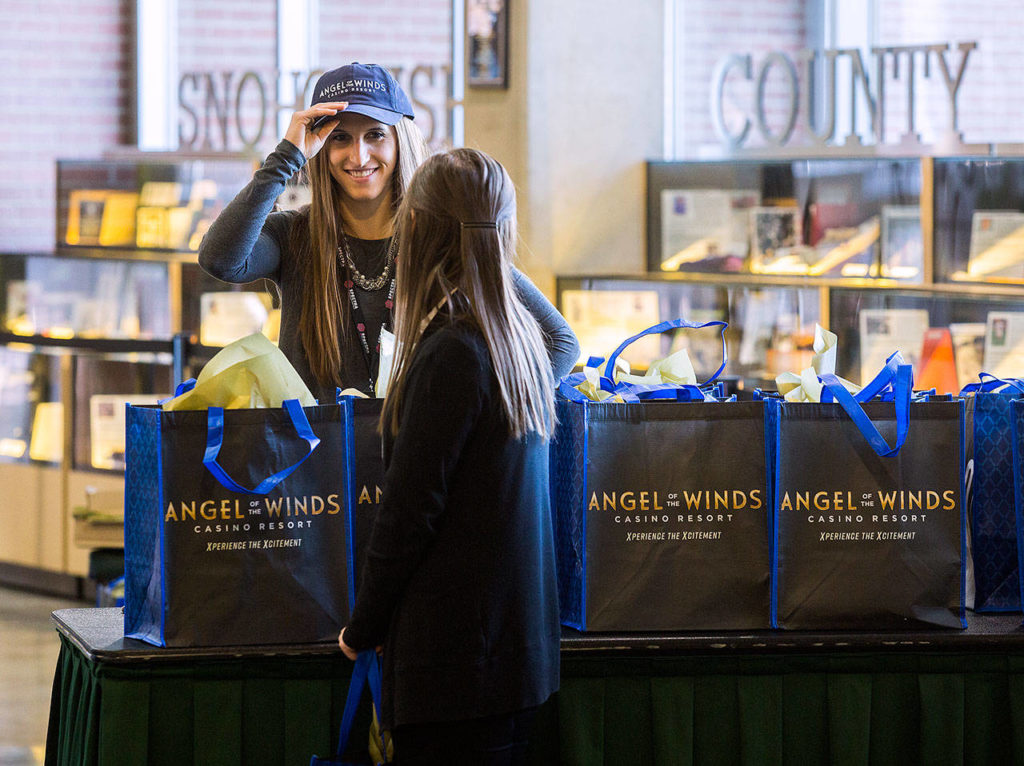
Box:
460 221 499 230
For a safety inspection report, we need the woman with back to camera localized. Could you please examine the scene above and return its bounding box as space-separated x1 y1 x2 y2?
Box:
199 62 579 400
338 147 560 766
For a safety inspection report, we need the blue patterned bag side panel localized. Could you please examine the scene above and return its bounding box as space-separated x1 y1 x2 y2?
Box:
123 405 166 645
551 399 587 630
972 392 1021 611
1012 402 1024 612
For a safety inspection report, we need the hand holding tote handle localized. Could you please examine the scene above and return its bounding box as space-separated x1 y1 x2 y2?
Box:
203 398 320 495
312 651 385 765
820 364 913 457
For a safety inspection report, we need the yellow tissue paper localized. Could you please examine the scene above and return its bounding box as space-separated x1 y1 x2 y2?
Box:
775 324 860 402
163 332 317 411
571 346 700 403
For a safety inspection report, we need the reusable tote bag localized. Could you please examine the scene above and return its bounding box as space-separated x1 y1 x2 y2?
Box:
770 363 966 630
551 319 772 631
963 374 1024 611
124 400 352 647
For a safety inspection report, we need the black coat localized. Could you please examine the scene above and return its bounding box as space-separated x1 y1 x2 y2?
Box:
344 318 561 728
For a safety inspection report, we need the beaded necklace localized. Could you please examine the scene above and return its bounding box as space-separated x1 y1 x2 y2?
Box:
338 235 397 393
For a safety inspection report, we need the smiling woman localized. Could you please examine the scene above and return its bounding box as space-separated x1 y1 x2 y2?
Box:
198 62 580 403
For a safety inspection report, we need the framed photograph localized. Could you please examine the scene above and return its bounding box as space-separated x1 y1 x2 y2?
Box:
748 206 804 274
467 0 508 88
65 190 110 246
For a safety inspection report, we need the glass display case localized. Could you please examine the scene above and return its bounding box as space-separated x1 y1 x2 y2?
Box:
648 158 924 282
558 274 1024 390
934 157 1024 284
560 154 1024 392
558 275 823 388
0 152 277 580
56 153 255 260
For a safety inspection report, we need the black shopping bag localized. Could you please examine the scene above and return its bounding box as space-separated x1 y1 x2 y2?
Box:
339 396 385 606
124 400 351 647
770 364 966 630
552 318 770 632
551 390 771 631
551 398 771 631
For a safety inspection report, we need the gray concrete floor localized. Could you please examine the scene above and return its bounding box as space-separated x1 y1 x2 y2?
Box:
0 586 87 766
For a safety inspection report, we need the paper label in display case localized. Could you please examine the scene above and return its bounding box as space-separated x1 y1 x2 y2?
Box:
966 212 1024 281
90 395 164 470
561 290 661 369
29 402 64 463
659 189 759 272
950 322 986 390
200 292 274 347
858 309 929 386
983 312 1024 379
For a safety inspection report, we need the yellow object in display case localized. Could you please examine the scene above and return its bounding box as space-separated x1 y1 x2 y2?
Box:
97 192 139 246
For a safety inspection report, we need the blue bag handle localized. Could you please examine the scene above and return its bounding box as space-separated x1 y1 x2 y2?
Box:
960 372 1024 395
157 377 198 406
556 373 641 403
820 364 913 457
614 381 706 401
602 319 728 387
203 398 320 495
557 374 592 402
320 651 385 764
175 378 197 396
819 351 905 404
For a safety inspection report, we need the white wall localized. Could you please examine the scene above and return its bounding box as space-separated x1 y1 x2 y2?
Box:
463 0 666 291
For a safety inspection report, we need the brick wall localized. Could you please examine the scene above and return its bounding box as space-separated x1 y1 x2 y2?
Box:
0 0 132 252
877 1 1024 145
0 0 452 253
318 0 453 146
675 0 807 157
673 0 1024 157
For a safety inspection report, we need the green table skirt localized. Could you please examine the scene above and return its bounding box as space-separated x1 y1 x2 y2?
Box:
47 635 1024 766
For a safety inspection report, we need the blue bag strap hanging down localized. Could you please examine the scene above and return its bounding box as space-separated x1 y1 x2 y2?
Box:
820 363 913 457
203 398 320 495
312 651 386 766
601 318 729 388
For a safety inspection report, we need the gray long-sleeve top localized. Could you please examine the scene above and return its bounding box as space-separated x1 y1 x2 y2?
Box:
198 140 580 402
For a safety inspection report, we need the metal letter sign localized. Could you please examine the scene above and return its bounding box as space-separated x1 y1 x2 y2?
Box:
711 41 978 154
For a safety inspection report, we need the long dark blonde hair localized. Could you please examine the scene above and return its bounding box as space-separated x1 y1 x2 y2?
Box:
292 116 428 386
382 148 555 440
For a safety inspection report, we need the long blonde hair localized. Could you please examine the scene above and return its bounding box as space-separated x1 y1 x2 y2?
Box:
293 116 428 386
382 148 556 440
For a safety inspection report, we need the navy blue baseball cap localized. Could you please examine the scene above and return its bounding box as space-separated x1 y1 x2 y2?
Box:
309 63 415 130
